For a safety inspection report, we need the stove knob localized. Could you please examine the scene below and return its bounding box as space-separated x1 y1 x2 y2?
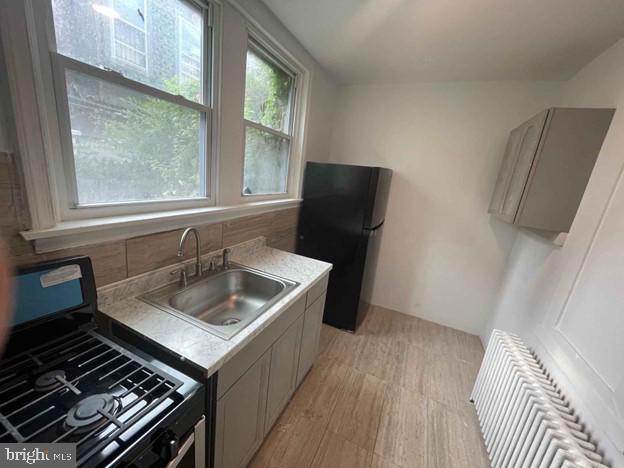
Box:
161 432 179 462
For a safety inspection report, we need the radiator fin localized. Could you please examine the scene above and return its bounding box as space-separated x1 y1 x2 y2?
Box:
471 330 608 468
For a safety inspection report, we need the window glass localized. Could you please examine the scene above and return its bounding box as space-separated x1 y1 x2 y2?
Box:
52 0 203 102
66 70 202 204
243 126 289 195
112 0 147 70
244 48 293 134
178 15 202 87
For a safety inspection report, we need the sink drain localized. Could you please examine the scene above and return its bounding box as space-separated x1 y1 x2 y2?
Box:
221 318 241 326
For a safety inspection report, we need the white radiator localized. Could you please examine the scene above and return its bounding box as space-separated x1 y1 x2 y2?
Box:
471 330 608 468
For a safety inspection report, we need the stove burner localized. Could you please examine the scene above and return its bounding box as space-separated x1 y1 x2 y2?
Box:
65 394 119 434
35 370 66 392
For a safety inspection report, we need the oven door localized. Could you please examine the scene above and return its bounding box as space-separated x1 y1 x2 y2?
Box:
165 416 206 468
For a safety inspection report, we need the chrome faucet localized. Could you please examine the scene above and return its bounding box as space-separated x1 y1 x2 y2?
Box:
178 227 203 278
222 248 231 269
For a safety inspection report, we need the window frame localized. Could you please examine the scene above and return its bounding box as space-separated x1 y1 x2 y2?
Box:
241 35 298 198
34 0 219 221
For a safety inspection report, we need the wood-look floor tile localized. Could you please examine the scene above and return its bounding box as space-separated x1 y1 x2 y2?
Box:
409 318 460 358
426 353 472 410
454 329 485 365
323 328 365 368
311 430 372 468
359 306 395 338
283 358 350 426
354 333 407 383
249 414 325 468
360 306 415 346
319 324 339 357
427 399 489 468
400 343 430 395
370 454 401 468
328 368 387 452
374 384 427 468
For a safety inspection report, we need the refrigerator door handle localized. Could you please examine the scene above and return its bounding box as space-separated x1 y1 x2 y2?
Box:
363 221 384 231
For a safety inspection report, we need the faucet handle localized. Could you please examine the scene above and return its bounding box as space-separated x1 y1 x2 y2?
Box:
170 268 188 287
222 248 231 269
207 256 220 271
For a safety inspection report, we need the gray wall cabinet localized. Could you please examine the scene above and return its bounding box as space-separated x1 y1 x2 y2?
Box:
489 108 615 233
213 274 329 468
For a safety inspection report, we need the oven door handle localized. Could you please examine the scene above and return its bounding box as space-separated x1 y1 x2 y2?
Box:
166 415 206 468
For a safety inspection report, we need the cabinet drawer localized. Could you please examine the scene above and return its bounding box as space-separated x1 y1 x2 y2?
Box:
217 295 306 398
306 274 328 308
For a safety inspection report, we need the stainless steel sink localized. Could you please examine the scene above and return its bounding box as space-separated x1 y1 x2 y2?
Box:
140 263 298 340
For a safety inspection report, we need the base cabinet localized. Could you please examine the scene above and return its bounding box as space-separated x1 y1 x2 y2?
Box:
213 275 329 468
214 351 270 468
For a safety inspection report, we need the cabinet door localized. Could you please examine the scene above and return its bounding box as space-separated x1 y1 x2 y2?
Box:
489 110 548 223
500 110 549 222
265 314 304 432
297 293 326 386
489 125 526 215
214 351 270 468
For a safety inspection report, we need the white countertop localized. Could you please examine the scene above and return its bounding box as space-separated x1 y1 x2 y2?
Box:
98 240 332 377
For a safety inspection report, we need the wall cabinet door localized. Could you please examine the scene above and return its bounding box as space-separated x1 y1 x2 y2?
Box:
489 110 549 223
265 314 304 432
297 293 326 386
488 124 528 218
214 351 270 468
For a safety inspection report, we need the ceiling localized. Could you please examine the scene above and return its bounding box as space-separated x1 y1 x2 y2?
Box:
260 0 624 84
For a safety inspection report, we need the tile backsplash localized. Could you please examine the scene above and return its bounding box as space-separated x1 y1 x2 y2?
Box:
1 151 299 286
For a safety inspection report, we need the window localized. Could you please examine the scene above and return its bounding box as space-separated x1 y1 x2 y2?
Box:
242 40 296 196
49 0 210 207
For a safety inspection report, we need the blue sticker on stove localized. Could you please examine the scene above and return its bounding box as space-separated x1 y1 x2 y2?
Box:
13 268 84 326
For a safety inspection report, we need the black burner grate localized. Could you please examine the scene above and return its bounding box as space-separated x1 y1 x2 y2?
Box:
0 329 182 464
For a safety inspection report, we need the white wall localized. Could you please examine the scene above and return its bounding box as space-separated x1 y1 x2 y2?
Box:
304 69 338 163
327 81 559 334
485 39 624 466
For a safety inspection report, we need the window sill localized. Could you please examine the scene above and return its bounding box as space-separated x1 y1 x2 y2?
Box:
21 198 302 253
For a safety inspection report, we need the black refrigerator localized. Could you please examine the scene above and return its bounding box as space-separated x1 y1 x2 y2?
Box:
297 162 392 332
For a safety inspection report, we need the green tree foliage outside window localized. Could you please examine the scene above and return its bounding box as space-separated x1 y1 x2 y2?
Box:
71 75 203 205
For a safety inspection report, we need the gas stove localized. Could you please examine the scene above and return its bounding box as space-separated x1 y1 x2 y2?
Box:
0 256 205 467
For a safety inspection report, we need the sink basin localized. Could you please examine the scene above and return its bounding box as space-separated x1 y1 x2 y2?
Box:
140 264 298 340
